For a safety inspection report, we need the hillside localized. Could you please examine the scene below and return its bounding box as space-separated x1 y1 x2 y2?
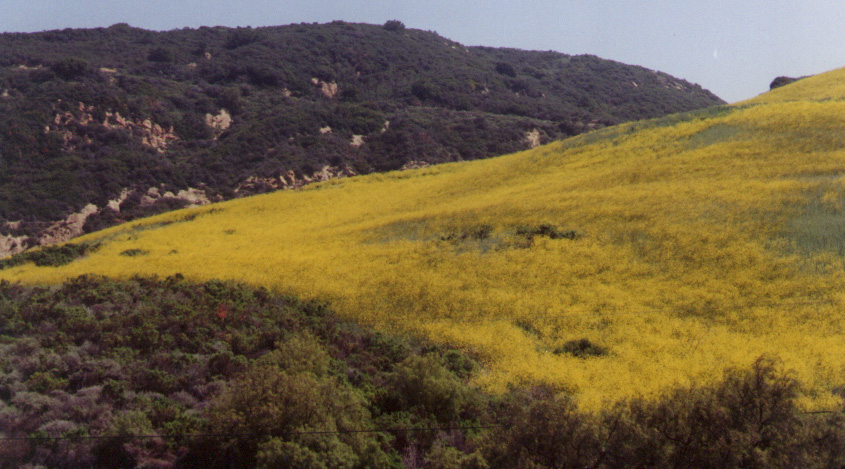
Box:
6 67 845 410
0 21 723 254
4 277 844 467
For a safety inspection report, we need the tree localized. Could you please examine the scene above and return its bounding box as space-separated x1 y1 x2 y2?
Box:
384 20 406 32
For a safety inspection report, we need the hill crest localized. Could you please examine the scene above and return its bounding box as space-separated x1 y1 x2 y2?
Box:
0 21 723 255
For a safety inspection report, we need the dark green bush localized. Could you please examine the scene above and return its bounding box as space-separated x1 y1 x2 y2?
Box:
0 276 489 467
494 62 516 77
554 338 608 358
118 249 148 257
51 57 89 80
147 46 174 63
516 223 581 241
378 355 475 423
383 20 406 32
0 242 99 269
485 357 845 468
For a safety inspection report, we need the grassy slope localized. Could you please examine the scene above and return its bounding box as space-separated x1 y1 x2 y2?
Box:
4 68 845 410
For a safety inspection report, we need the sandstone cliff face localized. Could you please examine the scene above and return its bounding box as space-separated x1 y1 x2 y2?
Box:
205 108 232 137
0 233 31 258
235 165 357 194
47 102 178 153
525 129 541 149
311 78 339 98
38 204 99 246
0 187 214 259
399 160 431 171
0 164 360 258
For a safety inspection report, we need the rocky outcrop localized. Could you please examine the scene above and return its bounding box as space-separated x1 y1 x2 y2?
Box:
205 108 232 136
400 160 431 170
235 165 357 194
47 102 178 153
102 111 178 152
0 164 360 257
0 233 31 258
654 71 691 91
311 78 339 98
0 186 214 258
525 129 541 149
38 204 99 246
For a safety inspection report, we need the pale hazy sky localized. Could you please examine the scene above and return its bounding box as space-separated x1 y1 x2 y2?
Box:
2 1 843 103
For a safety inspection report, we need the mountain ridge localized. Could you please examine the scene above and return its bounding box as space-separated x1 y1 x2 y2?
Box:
0 21 723 255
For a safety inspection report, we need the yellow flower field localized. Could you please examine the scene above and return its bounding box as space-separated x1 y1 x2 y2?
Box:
5 67 845 410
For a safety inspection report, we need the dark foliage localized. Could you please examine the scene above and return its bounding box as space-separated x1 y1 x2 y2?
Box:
0 276 487 467
51 57 89 80
0 241 99 269
1 277 843 467
770 75 808 90
554 338 608 358
383 20 406 32
118 248 148 256
516 223 581 241
147 46 174 63
486 358 845 468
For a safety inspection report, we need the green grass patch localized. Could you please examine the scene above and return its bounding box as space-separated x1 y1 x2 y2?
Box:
687 123 743 148
782 180 845 257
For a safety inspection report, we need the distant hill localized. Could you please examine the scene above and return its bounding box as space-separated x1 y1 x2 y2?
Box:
0 21 723 252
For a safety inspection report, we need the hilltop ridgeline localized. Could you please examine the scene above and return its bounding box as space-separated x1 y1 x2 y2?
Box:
0 21 723 253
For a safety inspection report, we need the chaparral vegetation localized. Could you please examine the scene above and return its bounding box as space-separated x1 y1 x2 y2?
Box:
2 276 844 467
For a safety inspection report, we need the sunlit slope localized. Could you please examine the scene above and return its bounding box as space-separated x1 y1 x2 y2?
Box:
6 67 845 410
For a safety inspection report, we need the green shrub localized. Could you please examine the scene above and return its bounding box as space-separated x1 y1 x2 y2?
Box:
119 249 149 257
0 242 99 269
147 46 174 63
379 355 474 423
554 338 608 358
51 58 89 80
383 20 406 32
516 223 581 241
